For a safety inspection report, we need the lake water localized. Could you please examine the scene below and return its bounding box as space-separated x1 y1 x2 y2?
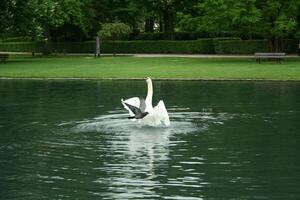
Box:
0 79 300 200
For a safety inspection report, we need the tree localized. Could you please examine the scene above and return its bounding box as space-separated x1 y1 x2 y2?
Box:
0 0 14 38
255 0 300 51
97 22 132 55
26 0 95 41
2 0 300 45
176 0 261 38
135 0 198 39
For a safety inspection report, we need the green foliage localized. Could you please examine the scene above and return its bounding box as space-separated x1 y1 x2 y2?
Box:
101 39 215 54
0 0 14 38
0 41 94 53
177 0 262 38
257 0 299 39
1 39 297 54
8 0 95 41
215 39 298 54
0 37 32 42
295 31 300 39
0 40 215 54
177 0 300 42
2 0 300 44
98 23 132 41
215 40 268 54
134 33 165 40
280 39 299 53
133 32 208 40
0 42 44 52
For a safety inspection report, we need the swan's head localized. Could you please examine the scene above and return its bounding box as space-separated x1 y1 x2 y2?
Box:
144 77 152 83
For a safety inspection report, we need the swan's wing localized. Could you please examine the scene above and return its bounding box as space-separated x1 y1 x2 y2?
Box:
153 100 170 126
121 97 146 118
123 102 149 119
121 98 139 117
123 103 141 116
122 97 140 108
139 98 147 112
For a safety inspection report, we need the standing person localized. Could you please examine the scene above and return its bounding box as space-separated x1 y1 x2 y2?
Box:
95 36 100 57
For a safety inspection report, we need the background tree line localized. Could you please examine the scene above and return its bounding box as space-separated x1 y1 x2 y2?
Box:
1 0 300 51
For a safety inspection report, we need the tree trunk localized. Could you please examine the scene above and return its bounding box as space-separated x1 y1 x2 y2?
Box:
113 40 116 56
145 17 154 32
43 26 51 55
159 17 163 33
163 8 175 40
268 38 280 52
268 38 275 52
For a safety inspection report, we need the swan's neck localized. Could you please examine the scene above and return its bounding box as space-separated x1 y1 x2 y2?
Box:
145 80 153 108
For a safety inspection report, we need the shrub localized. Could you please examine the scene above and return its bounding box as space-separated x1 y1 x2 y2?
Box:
133 33 165 40
0 42 44 52
101 39 214 54
280 39 298 53
0 36 32 42
98 23 132 40
0 40 215 54
50 41 95 53
133 32 208 40
0 41 95 53
0 39 297 54
215 39 298 54
215 40 268 54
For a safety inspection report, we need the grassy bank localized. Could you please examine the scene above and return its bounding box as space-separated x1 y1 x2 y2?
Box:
0 55 300 80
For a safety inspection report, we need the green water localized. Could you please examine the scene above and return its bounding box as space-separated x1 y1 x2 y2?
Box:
0 80 300 200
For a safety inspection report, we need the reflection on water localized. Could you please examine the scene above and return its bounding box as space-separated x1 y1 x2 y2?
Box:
61 107 230 199
1 80 300 199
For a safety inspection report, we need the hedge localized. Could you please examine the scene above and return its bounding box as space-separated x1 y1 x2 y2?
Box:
280 39 299 53
133 32 209 40
0 42 44 52
101 39 214 54
0 39 298 54
215 39 298 54
0 36 32 42
0 41 95 53
0 40 215 54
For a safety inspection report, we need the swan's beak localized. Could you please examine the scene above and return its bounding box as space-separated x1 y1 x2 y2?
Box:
144 77 148 80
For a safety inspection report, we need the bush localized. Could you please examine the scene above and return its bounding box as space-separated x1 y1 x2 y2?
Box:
212 37 242 53
215 40 268 54
133 32 208 40
98 23 132 40
0 42 44 52
50 41 95 53
213 37 241 42
280 39 298 53
101 39 214 54
133 33 165 40
215 39 298 54
0 39 297 54
0 36 32 42
0 41 95 53
0 40 215 54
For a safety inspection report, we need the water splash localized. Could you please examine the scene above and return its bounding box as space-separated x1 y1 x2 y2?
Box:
55 107 234 199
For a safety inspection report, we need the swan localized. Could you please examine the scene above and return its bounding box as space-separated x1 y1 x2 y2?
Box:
121 77 170 127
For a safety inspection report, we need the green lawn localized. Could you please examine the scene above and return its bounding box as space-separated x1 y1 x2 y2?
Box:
1 55 300 80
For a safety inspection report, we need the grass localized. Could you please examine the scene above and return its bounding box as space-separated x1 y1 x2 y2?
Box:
0 55 300 80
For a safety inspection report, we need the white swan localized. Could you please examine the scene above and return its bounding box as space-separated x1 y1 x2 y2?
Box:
121 77 170 127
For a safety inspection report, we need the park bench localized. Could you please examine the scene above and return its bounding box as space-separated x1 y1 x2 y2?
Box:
255 52 285 63
0 53 9 63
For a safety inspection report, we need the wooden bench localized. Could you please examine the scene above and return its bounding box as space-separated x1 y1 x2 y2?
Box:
255 52 285 63
0 53 9 63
